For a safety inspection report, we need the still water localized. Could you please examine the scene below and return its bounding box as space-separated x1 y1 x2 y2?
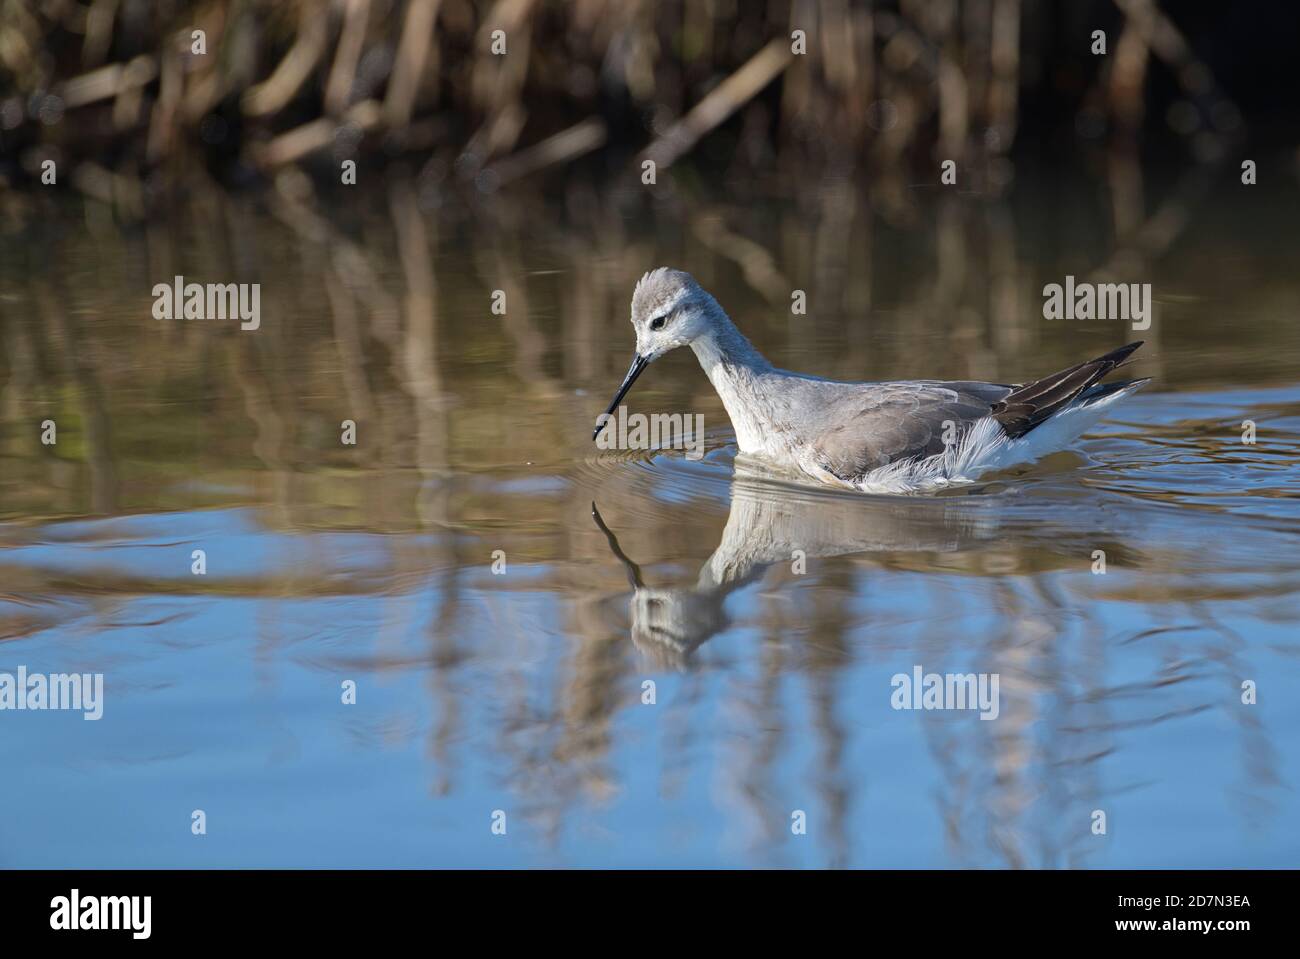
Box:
1 170 1298 867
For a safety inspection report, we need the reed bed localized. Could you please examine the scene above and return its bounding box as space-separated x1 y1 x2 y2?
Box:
0 0 1243 216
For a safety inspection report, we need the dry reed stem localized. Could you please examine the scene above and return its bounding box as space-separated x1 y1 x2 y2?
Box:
641 37 794 170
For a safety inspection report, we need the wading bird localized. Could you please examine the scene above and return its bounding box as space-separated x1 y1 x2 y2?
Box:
594 268 1147 493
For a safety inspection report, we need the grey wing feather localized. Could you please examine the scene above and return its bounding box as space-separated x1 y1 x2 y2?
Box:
802 342 1144 482
810 383 1008 481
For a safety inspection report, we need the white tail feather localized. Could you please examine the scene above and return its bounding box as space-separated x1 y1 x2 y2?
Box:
857 380 1148 493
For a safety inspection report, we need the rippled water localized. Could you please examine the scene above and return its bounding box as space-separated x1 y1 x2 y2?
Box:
1 174 1298 867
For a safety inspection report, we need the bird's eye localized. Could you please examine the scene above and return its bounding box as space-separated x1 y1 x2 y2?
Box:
650 314 667 331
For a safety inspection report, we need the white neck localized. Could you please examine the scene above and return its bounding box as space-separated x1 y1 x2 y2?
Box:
688 307 777 454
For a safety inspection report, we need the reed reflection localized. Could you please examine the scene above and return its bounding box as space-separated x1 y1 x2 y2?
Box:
0 159 1295 867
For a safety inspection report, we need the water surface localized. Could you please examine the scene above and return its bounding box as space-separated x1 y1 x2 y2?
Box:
1 172 1298 867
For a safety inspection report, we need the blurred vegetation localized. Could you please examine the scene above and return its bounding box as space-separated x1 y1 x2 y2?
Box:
1 0 1292 216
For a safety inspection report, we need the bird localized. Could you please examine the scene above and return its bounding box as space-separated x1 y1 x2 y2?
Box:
593 267 1149 493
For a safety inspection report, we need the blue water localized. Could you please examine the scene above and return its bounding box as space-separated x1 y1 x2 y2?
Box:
2 182 1299 868
2 382 1297 868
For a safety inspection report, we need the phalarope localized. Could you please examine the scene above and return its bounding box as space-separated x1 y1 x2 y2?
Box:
594 268 1148 493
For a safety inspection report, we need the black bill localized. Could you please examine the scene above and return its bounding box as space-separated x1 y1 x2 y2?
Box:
593 353 649 440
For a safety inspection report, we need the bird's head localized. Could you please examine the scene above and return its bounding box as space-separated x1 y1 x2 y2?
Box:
594 268 719 439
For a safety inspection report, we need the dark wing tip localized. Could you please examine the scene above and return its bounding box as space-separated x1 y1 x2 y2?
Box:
1091 341 1144 367
993 341 1145 438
